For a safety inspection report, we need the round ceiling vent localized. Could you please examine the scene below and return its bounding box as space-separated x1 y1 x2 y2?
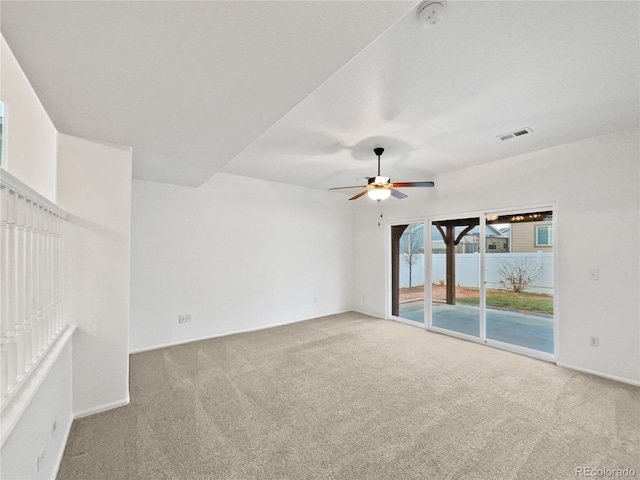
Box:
416 1 446 28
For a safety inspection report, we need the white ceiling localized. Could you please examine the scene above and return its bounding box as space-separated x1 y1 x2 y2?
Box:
2 1 639 191
0 0 415 186
221 1 640 190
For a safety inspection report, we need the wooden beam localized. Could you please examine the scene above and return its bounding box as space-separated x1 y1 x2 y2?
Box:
486 211 553 225
434 223 448 244
455 223 477 245
446 223 455 305
435 218 479 305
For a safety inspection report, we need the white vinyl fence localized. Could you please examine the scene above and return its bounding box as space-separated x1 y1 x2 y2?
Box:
400 252 553 294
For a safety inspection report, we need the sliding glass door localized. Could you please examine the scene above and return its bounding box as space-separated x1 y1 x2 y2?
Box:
391 223 425 324
484 211 554 354
430 217 480 338
422 209 555 358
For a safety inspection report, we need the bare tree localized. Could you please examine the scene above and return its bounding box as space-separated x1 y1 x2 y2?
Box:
497 258 542 293
400 224 423 288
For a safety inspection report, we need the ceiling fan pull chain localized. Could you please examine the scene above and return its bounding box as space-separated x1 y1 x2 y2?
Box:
378 201 383 227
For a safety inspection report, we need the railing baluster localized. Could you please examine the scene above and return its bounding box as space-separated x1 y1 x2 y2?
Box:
0 171 66 405
0 186 8 397
5 190 17 391
23 199 33 367
31 202 38 358
55 216 62 332
15 195 25 379
42 210 48 349
31 201 39 360
39 207 44 353
47 211 52 340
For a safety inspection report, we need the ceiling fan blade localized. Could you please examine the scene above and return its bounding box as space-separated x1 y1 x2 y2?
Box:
349 190 369 201
329 185 366 190
390 188 408 199
392 181 435 188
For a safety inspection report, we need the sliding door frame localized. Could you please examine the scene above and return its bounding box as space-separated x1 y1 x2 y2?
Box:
480 204 558 362
386 217 428 328
386 204 558 363
427 212 485 344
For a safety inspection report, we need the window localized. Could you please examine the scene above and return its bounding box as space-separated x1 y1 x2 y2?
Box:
535 225 552 246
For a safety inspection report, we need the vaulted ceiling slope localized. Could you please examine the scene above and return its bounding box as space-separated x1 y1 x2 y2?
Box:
0 0 416 186
220 1 640 191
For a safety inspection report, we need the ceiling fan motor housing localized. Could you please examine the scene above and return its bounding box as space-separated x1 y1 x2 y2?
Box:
368 176 390 186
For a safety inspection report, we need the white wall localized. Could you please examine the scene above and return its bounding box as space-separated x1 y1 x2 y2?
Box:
353 128 640 384
1 340 73 480
130 173 353 351
0 35 72 479
0 35 57 201
0 33 132 471
56 133 132 415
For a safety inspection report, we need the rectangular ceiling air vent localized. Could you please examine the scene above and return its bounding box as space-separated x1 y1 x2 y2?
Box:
497 127 533 141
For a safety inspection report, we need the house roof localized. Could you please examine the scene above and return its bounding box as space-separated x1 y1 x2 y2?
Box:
430 224 504 240
401 222 504 242
1 1 638 189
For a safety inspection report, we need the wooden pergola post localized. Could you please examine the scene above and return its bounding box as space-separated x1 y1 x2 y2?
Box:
434 219 479 305
445 224 455 304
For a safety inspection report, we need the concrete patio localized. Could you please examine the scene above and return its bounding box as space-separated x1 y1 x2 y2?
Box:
398 301 554 354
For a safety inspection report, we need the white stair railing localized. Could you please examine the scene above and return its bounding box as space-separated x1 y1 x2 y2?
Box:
0 170 66 405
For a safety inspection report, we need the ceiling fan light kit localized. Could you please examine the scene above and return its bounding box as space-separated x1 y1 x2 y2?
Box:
368 187 392 201
329 147 434 202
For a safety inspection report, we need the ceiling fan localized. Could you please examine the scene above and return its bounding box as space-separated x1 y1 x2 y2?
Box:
329 147 434 201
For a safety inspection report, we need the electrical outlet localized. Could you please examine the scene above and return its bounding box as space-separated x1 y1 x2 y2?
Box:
589 336 600 347
179 314 192 324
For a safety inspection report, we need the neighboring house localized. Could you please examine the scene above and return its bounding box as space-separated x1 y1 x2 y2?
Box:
431 224 507 254
485 235 509 253
511 221 553 252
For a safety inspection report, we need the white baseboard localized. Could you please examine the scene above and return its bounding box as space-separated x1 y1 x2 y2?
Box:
556 362 640 387
350 309 386 320
352 309 426 329
129 310 352 354
354 312 638 388
74 396 130 419
389 316 426 328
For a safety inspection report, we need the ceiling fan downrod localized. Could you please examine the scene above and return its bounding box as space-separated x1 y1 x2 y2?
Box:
374 147 384 176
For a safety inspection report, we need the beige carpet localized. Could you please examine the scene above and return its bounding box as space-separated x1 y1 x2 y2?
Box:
58 312 639 479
